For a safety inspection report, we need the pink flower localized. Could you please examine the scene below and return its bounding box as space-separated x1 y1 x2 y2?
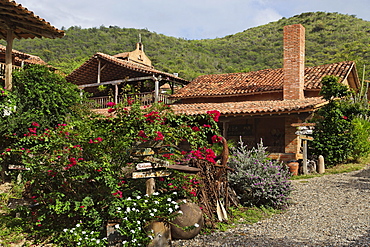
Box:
191 126 200 131
80 206 85 208
203 124 211 128
106 102 116 107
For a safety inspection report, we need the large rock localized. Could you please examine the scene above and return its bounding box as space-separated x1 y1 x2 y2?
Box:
147 221 171 247
171 201 204 239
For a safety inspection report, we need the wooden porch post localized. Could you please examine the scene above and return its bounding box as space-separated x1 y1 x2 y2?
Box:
5 29 14 91
114 84 118 103
97 59 101 84
154 77 159 103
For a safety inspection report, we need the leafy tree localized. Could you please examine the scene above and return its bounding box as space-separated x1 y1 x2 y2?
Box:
0 64 89 149
312 76 370 166
0 65 84 135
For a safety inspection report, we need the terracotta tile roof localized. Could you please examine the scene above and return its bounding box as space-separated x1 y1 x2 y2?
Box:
0 44 47 65
170 97 327 116
172 61 355 99
66 52 189 85
0 0 64 39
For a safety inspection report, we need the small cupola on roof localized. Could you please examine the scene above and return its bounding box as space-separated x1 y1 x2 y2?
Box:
113 39 152 68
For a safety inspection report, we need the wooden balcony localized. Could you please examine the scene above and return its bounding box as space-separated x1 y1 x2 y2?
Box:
90 92 174 109
0 63 21 80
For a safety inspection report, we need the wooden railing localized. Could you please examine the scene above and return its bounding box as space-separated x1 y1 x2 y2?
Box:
0 63 22 79
90 92 174 109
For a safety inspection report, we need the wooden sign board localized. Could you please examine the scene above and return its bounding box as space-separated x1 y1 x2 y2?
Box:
144 156 170 167
132 148 155 157
300 135 314 141
291 123 316 127
136 162 153 170
132 170 171 179
295 130 313 135
8 164 30 170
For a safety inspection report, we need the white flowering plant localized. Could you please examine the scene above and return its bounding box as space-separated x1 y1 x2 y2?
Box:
58 222 107 247
108 191 182 247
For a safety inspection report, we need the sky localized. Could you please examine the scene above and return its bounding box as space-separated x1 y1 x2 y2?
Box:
19 0 370 40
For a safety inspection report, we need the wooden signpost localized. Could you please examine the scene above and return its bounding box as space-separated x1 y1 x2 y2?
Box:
292 123 315 175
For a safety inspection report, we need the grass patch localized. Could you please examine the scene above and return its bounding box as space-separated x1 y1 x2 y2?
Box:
290 158 368 180
204 206 281 233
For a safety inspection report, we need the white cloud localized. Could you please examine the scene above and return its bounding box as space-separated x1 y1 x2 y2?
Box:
15 0 370 39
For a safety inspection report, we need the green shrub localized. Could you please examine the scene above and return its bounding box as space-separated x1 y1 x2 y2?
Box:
351 117 370 161
1 101 221 246
228 139 292 209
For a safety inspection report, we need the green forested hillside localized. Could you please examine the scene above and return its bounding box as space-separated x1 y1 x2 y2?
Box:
3 12 370 81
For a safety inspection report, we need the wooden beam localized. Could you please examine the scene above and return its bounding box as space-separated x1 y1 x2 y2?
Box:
5 28 14 91
78 76 155 89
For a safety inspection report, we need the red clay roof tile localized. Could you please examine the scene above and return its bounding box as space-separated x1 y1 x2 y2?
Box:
172 61 355 99
170 98 327 116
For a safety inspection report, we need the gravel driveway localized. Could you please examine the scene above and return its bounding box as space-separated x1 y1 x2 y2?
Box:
173 165 370 247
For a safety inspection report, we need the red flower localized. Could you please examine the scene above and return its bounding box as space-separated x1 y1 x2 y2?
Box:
154 131 164 141
108 108 116 113
144 111 161 123
203 124 211 128
127 98 134 105
342 116 348 120
191 126 200 131
112 190 123 198
138 130 148 139
162 153 174 159
31 122 40 127
106 102 116 107
80 206 85 208
211 135 223 143
206 110 220 122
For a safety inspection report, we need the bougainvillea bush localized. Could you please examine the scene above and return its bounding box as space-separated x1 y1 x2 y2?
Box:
1 100 222 246
228 139 292 209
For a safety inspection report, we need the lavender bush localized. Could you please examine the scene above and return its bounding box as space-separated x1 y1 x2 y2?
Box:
228 138 292 208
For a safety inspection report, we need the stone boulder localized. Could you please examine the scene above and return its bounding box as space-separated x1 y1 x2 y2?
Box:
171 201 204 239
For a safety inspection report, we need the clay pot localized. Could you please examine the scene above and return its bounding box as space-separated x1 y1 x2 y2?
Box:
287 160 299 176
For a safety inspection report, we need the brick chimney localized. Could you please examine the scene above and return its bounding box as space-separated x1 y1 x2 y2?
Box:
283 24 305 100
